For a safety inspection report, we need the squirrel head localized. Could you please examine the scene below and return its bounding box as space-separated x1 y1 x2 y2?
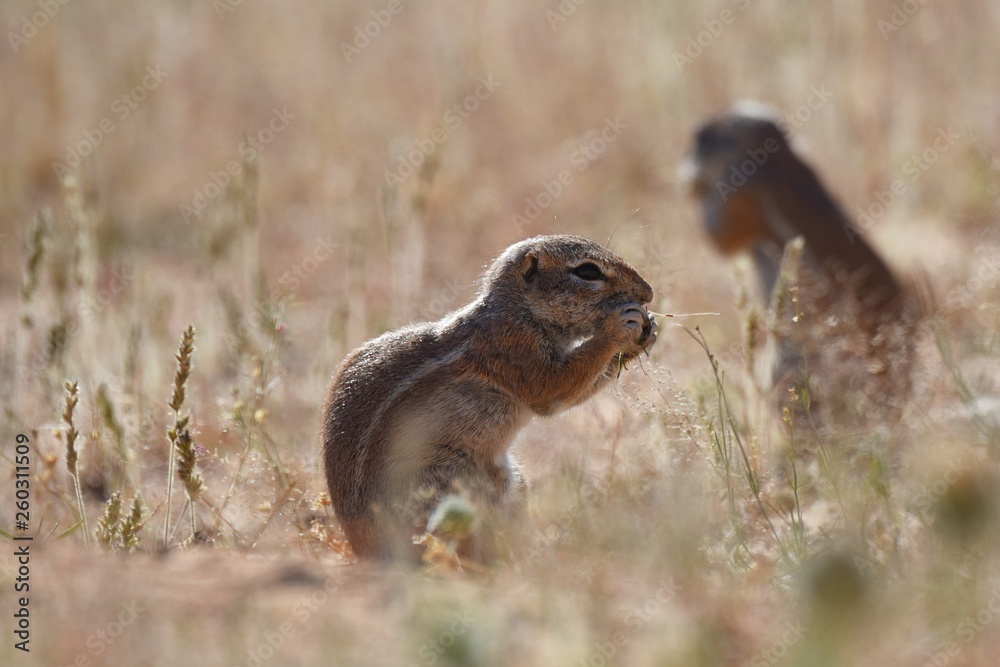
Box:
480 235 653 341
682 100 795 200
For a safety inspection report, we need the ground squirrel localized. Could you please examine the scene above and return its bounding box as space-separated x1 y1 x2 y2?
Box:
684 101 903 317
323 235 657 560
683 102 917 402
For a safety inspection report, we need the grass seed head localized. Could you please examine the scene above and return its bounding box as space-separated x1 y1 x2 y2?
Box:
20 209 49 324
176 429 204 502
96 492 124 548
120 495 146 551
169 325 196 413
63 380 80 474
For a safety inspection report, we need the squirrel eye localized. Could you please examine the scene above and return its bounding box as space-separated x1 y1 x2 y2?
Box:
571 262 606 282
697 128 735 154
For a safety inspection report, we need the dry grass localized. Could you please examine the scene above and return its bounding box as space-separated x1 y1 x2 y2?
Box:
1 1 999 665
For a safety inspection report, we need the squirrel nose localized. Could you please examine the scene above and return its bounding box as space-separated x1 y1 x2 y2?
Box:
636 279 653 305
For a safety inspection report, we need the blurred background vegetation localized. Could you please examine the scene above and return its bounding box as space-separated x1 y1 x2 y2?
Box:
1 1 999 665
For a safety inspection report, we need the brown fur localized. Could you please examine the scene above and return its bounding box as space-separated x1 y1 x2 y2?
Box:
322 235 657 560
684 102 920 411
686 101 904 318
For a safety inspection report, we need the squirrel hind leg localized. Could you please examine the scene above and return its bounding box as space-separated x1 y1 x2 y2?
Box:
340 513 423 562
414 461 524 564
340 515 392 560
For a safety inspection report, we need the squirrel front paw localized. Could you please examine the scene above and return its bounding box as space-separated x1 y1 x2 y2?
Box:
637 310 657 351
610 303 657 356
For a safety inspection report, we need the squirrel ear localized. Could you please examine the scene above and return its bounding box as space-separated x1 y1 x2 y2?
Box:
520 253 539 284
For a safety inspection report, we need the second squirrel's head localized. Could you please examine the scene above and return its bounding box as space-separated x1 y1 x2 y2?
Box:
481 235 654 336
681 100 794 200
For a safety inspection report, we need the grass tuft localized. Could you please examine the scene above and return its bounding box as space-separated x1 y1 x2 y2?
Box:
96 491 123 548
62 379 90 547
20 209 49 327
96 491 147 552
164 324 198 545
